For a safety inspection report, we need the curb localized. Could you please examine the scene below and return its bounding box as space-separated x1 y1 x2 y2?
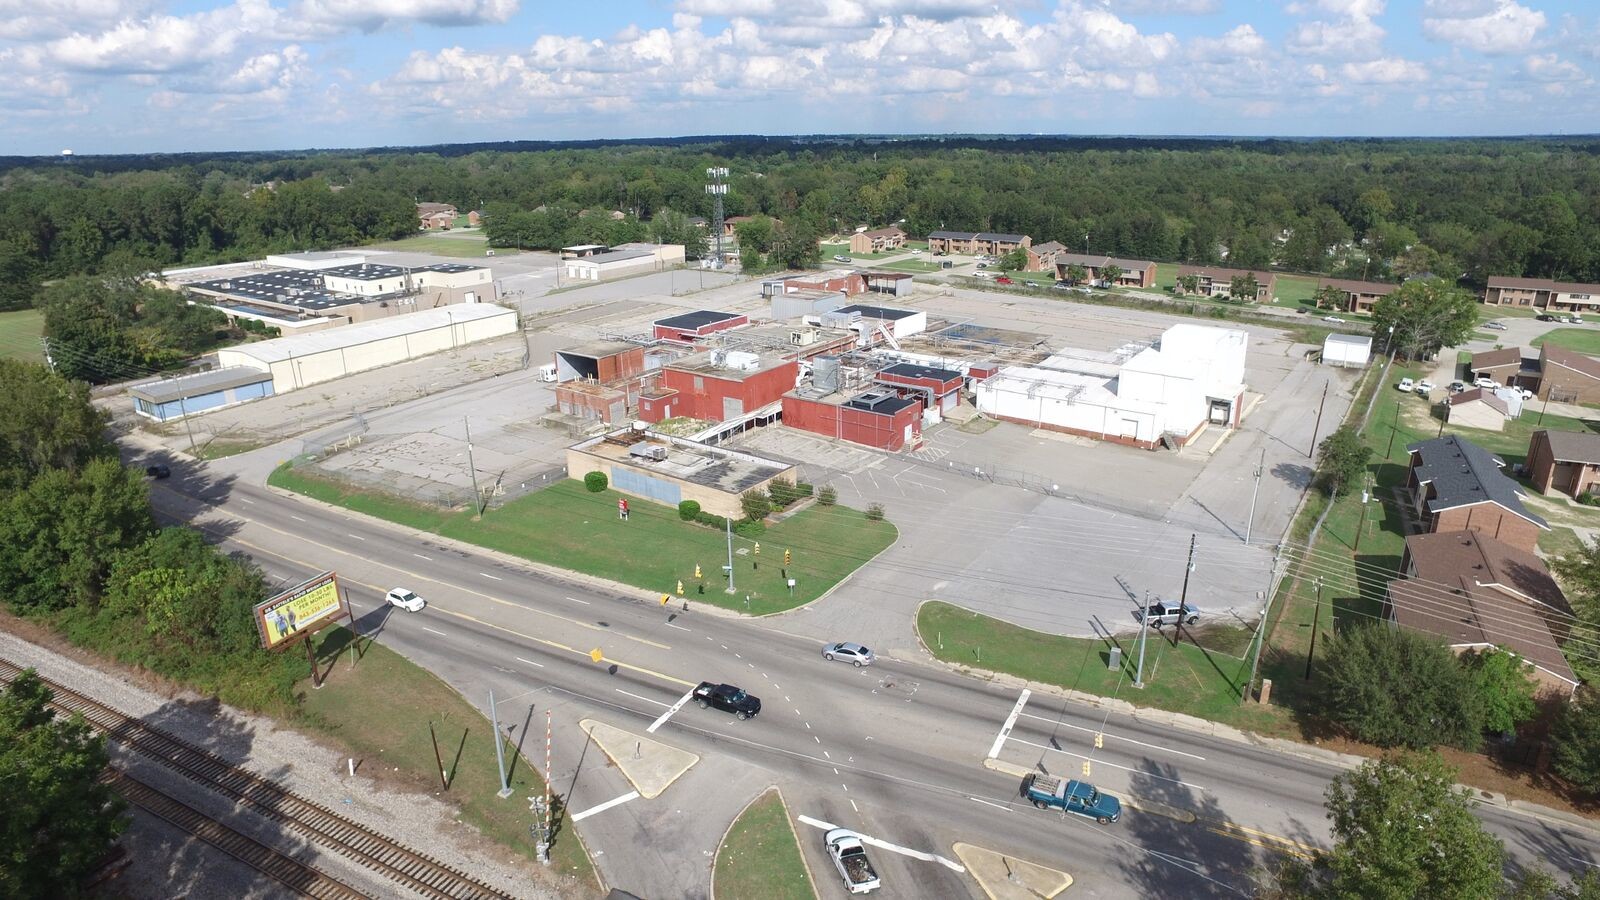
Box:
710 787 818 900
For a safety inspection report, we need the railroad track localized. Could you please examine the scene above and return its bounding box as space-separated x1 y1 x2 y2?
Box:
105 769 370 899
0 658 517 900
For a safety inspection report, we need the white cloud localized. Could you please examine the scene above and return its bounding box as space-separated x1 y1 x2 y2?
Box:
1422 1 1545 54
0 0 155 40
1286 0 1386 59
1111 0 1221 13
293 0 519 31
1188 24 1265 59
1340 56 1428 84
1522 53 1587 82
44 0 282 73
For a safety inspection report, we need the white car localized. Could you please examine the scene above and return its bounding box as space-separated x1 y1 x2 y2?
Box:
821 642 875 667
1415 380 1435 395
1323 316 1346 323
1397 378 1415 392
1474 376 1498 389
385 588 425 612
833 254 851 263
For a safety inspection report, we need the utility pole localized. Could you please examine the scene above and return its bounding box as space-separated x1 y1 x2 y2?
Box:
1305 577 1324 680
465 417 483 516
1177 535 1197 646
1353 479 1371 553
1538 389 1550 426
1243 546 1282 705
724 517 735 593
1134 590 1150 689
177 395 198 456
1307 381 1329 459
1438 396 1449 437
489 690 512 798
1245 448 1265 544
1385 399 1401 459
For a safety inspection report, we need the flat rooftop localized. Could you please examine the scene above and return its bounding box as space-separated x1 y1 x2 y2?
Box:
323 263 407 280
130 366 274 404
419 263 488 275
577 435 790 493
655 310 744 331
836 304 917 321
578 249 654 265
559 341 640 359
880 362 962 383
223 304 513 364
187 270 357 312
667 350 793 380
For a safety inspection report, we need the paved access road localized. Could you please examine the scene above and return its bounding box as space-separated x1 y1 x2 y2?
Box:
138 466 1600 900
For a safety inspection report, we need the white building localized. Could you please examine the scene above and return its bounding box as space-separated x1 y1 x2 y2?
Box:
563 244 685 282
215 304 517 394
975 324 1248 450
1322 333 1372 368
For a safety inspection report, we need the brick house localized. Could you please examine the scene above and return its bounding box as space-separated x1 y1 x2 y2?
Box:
651 310 749 344
927 231 1031 256
1537 344 1600 404
1483 276 1600 313
782 388 922 450
416 202 457 229
1316 277 1398 315
1406 435 1548 553
1029 241 1067 273
1526 429 1600 500
1467 347 1540 390
725 215 780 238
1444 389 1513 432
848 227 906 255
1386 531 1578 696
1054 253 1158 288
638 351 797 424
1173 265 1276 301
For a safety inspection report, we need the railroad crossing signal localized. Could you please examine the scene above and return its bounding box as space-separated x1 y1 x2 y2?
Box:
1082 761 1092 776
754 543 760 555
589 648 604 663
1094 733 1104 749
784 549 792 566
676 580 684 596
694 563 702 579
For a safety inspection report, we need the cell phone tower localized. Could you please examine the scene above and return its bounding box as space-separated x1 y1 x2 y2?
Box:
706 166 729 269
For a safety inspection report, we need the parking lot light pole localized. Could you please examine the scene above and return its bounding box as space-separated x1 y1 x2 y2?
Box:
1245 448 1265 544
1134 591 1150 688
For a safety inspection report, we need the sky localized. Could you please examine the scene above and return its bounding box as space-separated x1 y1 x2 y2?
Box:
2 0 1597 155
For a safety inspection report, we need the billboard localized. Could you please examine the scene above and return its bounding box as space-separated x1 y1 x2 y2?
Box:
254 571 346 650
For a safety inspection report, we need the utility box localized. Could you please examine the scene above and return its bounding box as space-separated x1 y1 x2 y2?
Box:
1107 646 1122 671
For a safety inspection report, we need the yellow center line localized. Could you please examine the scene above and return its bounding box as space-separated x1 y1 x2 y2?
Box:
1202 819 1323 855
431 607 696 688
160 492 671 650
1206 828 1316 860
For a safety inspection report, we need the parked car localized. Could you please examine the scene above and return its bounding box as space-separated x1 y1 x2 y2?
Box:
1574 315 1586 324
1323 315 1346 323
822 642 875 667
1521 388 1536 399
995 276 1014 285
1415 380 1435 395
833 255 852 263
1474 376 1498 389
385 588 425 612
144 464 171 479
1134 598 1201 628
1449 381 1467 394
1024 774 1122 824
824 829 881 894
1484 321 1508 331
975 262 988 269
1397 378 1415 392
1052 280 1074 290
693 682 761 720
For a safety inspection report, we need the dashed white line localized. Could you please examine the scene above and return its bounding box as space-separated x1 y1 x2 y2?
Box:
423 627 448 636
514 657 545 668
1017 713 1206 761
571 790 640 822
647 688 697 734
347 533 366 541
823 750 831 759
849 799 859 813
239 498 255 505
289 514 307 522
615 689 672 709
970 797 1010 811
665 623 692 632
563 596 591 605
1005 736 1209 791
480 572 502 581
413 553 433 561
841 784 849 792
814 736 820 743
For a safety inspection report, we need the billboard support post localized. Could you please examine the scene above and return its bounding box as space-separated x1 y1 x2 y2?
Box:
305 638 322 689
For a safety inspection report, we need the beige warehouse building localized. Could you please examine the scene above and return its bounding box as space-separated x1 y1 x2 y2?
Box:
215 304 518 393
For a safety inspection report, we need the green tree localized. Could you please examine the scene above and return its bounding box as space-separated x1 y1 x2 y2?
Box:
1321 753 1506 900
1176 273 1200 295
0 361 111 478
583 471 607 493
1099 263 1124 287
740 489 772 523
650 209 706 260
103 528 266 659
1312 284 1348 311
1370 278 1479 361
1551 695 1600 793
1319 623 1483 750
768 222 821 270
998 248 1028 271
1063 264 1088 285
1462 649 1537 735
1229 273 1261 302
0 669 127 899
1315 425 1371 495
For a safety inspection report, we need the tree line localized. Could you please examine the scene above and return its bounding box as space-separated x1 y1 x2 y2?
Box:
6 136 1600 312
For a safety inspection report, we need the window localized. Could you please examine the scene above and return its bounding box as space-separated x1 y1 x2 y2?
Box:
693 376 705 392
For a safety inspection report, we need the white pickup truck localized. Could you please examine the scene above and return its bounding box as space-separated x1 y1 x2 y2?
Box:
825 828 881 894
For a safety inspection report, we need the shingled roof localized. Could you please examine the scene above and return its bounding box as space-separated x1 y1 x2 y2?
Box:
1406 435 1548 529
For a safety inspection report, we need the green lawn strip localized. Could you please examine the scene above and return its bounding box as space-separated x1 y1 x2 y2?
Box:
1273 273 1320 310
713 788 815 900
877 259 940 274
1532 328 1600 356
372 234 507 258
300 627 596 887
0 308 45 362
819 242 898 261
917 601 1288 734
268 468 894 615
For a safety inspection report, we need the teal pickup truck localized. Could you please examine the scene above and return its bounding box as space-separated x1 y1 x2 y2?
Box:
1024 774 1122 824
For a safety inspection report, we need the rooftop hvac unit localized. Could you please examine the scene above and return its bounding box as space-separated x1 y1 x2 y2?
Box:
821 310 860 329
628 442 668 462
724 350 760 371
790 328 820 347
813 355 841 394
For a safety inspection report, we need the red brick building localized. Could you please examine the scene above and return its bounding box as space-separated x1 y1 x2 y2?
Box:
1317 277 1398 314
638 351 797 424
651 310 749 344
1406 435 1548 553
848 227 906 255
551 341 649 424
779 269 866 296
782 389 922 451
1526 429 1600 500
875 362 963 416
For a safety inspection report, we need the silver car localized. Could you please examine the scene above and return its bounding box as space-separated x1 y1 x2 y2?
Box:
822 642 875 667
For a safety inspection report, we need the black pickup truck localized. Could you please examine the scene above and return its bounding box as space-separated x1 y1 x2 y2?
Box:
693 682 761 720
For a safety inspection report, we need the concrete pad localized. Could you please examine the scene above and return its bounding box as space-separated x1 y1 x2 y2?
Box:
982 757 1033 779
1123 796 1198 824
580 719 698 800
953 843 1072 900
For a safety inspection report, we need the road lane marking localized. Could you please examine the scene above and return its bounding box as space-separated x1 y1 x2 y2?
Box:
289 514 307 522
480 572 502 581
1206 827 1315 860
571 791 640 822
413 553 433 561
1005 736 1208 791
970 797 1010 811
987 689 1031 759
665 623 691 632
1017 713 1206 761
423 627 448 636
849 799 858 813
240 498 254 505
514 657 545 668
796 816 964 872
1207 820 1320 854
347 533 367 541
616 689 672 709
647 688 697 734
564 596 591 605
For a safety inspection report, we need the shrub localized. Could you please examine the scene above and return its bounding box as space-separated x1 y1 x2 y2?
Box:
865 502 885 522
767 478 799 509
817 484 837 506
1552 697 1600 793
694 511 729 530
677 499 701 521
583 471 608 493
1319 622 1483 750
795 482 815 497
740 489 772 522
734 520 766 539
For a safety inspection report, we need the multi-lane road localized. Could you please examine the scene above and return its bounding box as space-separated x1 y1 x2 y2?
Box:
142 453 1598 899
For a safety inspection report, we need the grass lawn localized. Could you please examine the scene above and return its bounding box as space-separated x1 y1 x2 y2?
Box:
876 259 940 274
819 242 898 261
1533 328 1600 356
0 309 44 363
1273 273 1320 309
372 234 510 258
713 789 814 900
301 626 597 889
918 602 1289 734
269 467 896 615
